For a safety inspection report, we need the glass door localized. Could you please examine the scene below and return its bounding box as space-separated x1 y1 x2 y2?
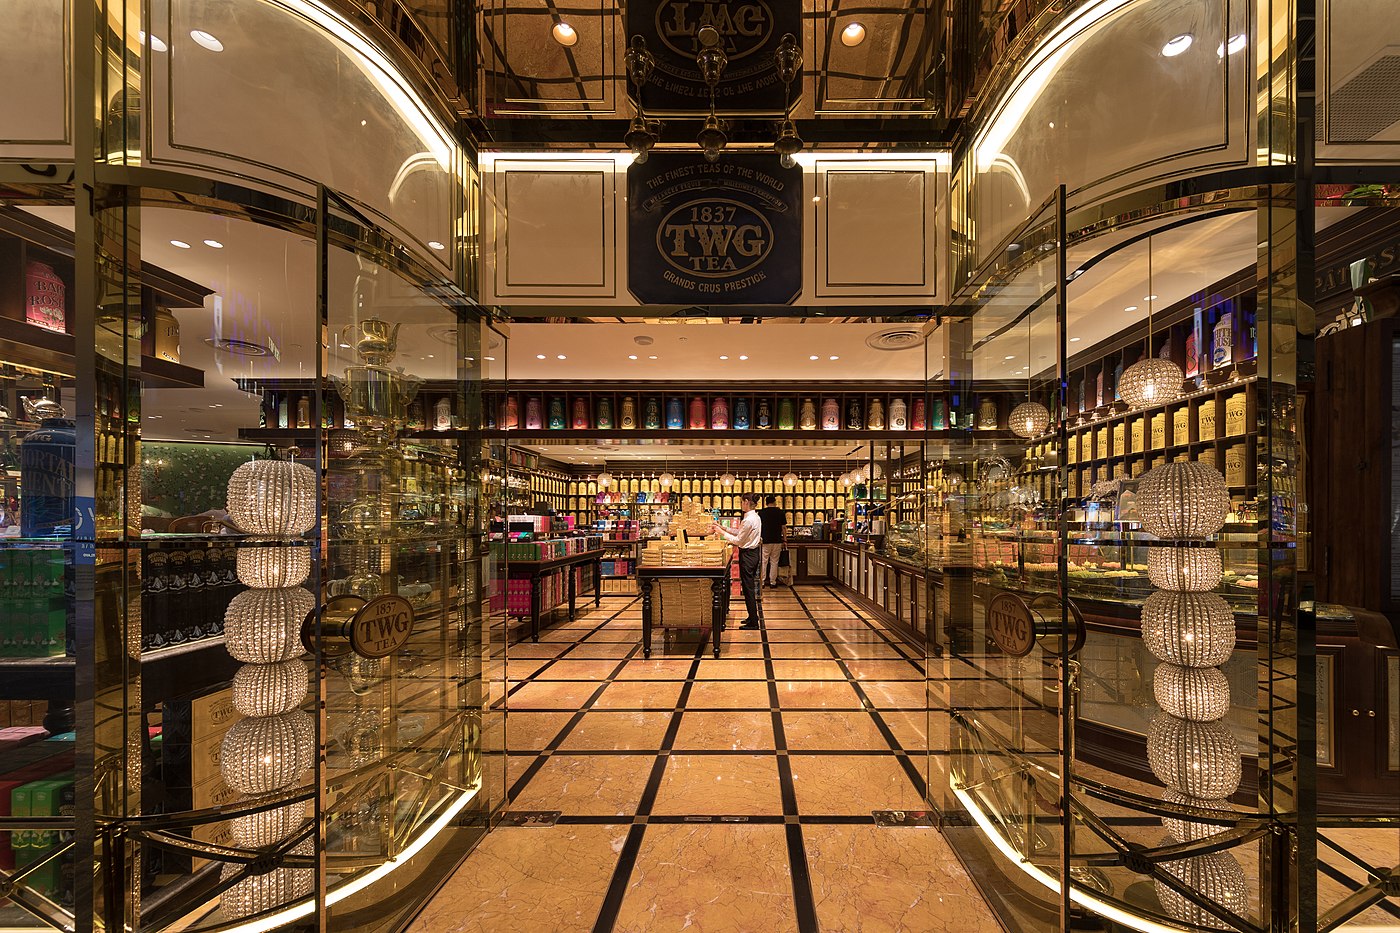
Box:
931 195 1070 931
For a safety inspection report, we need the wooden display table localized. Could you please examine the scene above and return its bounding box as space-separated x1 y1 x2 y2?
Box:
507 549 604 642
638 559 732 658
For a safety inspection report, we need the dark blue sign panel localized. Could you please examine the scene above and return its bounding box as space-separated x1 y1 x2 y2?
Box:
628 0 800 112
628 153 802 305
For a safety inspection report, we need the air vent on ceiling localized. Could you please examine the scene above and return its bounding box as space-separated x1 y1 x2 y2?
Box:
1327 53 1400 142
204 337 270 357
426 324 458 346
865 328 925 351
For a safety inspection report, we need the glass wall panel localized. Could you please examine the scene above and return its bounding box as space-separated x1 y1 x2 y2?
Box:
933 195 1068 931
0 0 71 159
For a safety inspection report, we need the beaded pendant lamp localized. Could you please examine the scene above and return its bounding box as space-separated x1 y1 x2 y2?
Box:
1009 312 1051 439
1118 238 1184 410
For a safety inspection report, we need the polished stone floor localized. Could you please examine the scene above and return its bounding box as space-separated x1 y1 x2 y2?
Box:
410 585 1001 933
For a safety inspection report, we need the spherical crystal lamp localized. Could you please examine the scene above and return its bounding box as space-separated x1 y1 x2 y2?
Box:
658 472 675 488
1146 713 1242 799
1154 662 1231 722
1148 546 1224 592
237 545 311 589
783 472 799 487
233 660 309 717
230 799 308 848
1154 847 1249 927
220 864 314 919
221 710 315 795
719 472 736 488
1139 462 1230 538
1141 591 1235 666
1160 789 1236 843
224 587 313 663
1009 401 1051 439
1118 357 1184 410
226 458 316 536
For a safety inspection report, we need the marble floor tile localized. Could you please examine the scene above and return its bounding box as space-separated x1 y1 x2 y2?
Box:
860 680 930 709
767 643 840 659
694 659 771 680
505 711 576 750
880 710 932 753
802 824 1003 933
842 658 925 680
509 753 656 817
717 642 770 658
556 711 674 751
651 753 785 816
405 823 626 933
781 711 894 751
787 754 923 816
833 643 907 660
533 659 624 681
684 681 773 709
508 680 603 710
765 630 831 643
672 710 776 751
505 658 554 680
775 680 863 709
507 642 571 659
770 659 845 681
566 642 641 659
592 681 686 709
614 659 696 680
614 824 798 933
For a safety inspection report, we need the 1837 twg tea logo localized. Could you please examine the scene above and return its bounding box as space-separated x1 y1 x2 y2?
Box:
629 153 801 305
658 199 772 277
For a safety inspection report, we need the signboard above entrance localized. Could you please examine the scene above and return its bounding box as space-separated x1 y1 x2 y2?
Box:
627 0 800 113
628 152 802 305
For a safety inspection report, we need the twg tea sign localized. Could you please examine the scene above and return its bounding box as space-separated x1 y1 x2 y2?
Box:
628 153 801 305
629 0 800 112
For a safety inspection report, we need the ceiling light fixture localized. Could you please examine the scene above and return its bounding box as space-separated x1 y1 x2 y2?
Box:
719 355 729 360
427 240 445 251
170 239 191 249
1161 34 1193 56
190 29 224 51
1119 236 1184 410
648 355 658 360
809 355 819 361
557 354 567 360
551 22 578 46
628 354 638 360
203 239 224 249
739 355 749 360
141 31 168 52
536 354 546 360
1125 305 1138 312
829 355 839 360
840 22 866 46
1217 33 1247 57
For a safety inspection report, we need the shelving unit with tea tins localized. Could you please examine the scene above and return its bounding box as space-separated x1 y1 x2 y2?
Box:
1017 372 1257 510
481 382 1023 438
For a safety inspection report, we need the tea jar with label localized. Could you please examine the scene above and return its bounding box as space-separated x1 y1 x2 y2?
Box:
756 398 773 429
525 397 543 429
597 396 614 430
571 397 590 430
867 399 885 430
821 398 839 430
710 396 729 429
689 396 707 429
733 398 751 429
799 398 817 430
778 398 796 430
644 398 662 429
889 398 908 430
619 396 637 429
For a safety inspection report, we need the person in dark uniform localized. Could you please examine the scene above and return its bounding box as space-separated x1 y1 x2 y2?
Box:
757 494 787 587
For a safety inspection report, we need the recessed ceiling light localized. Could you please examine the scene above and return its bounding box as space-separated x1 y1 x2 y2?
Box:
484 356 496 361
1004 355 1016 360
557 354 567 360
809 355 819 360
552 22 578 46
720 355 729 360
536 354 546 360
170 239 191 249
648 355 658 360
830 355 840 360
141 31 168 52
1124 305 1138 312
1217 34 1247 56
1144 294 1158 301
840 22 866 46
190 29 224 51
739 355 749 360
1161 34 1193 56
427 354 434 359
1070 337 1082 343
428 240 446 251
202 239 223 249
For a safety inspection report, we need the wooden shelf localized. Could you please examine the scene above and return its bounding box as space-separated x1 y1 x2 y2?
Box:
0 317 204 388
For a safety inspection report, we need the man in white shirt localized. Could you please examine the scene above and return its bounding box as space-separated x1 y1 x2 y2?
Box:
713 493 764 629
